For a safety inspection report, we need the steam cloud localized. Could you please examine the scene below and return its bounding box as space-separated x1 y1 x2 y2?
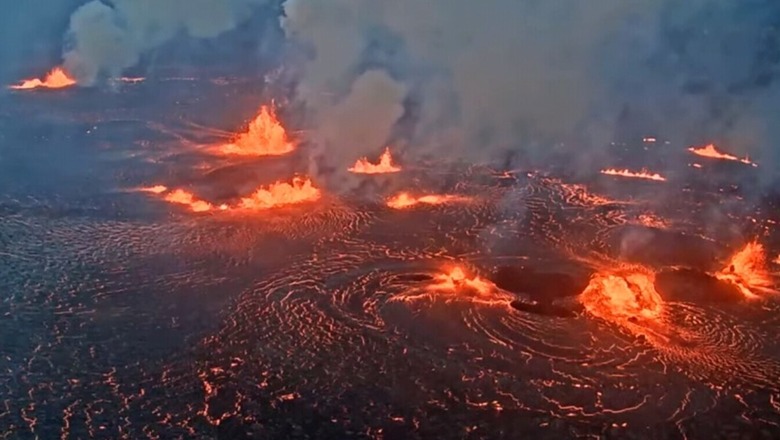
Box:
280 0 780 183
63 0 270 85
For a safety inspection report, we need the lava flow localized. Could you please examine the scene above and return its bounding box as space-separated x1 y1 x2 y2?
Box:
138 185 168 194
239 177 321 210
9 67 76 90
348 147 401 174
386 192 470 209
580 267 664 325
715 241 774 299
688 144 757 167
394 266 511 306
164 189 225 213
600 168 667 182
218 105 296 156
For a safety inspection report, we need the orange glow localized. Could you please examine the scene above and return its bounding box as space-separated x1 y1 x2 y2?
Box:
9 67 76 90
392 265 511 306
715 241 774 299
688 144 756 167
600 168 667 182
429 266 496 297
386 192 470 209
164 189 214 212
138 185 168 194
580 268 664 324
219 105 296 156
239 177 320 210
636 213 669 229
643 137 657 143
348 147 401 174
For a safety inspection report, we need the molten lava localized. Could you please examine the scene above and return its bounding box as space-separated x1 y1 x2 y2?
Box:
600 168 667 182
386 193 470 209
688 144 756 167
9 67 76 90
164 189 220 213
393 265 511 306
138 185 168 194
348 148 401 174
580 268 664 324
239 177 321 210
430 266 496 297
219 105 296 156
715 241 774 299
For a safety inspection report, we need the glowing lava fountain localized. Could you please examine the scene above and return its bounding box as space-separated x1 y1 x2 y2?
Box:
239 177 321 210
386 193 470 209
715 241 774 299
348 148 401 174
600 168 667 182
688 144 756 167
9 67 76 90
580 267 664 325
164 189 224 213
393 266 511 306
218 105 296 156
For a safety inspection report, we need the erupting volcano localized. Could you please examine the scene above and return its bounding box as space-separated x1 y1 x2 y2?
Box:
9 67 76 90
348 147 401 174
715 241 774 299
688 144 756 167
218 105 296 156
163 189 225 213
600 168 667 182
580 267 664 325
239 177 321 210
386 193 470 209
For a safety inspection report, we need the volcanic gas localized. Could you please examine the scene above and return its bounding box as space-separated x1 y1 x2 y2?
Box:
218 105 296 156
348 147 401 174
9 67 76 90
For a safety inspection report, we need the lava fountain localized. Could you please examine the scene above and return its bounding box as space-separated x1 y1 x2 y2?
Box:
348 147 401 174
600 168 667 182
688 144 756 167
580 267 664 326
163 189 225 213
715 241 774 299
9 67 76 90
386 193 471 209
239 177 321 210
218 105 296 156
393 266 511 306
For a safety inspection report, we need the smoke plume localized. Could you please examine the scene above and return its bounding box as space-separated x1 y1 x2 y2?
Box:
63 0 270 85
280 0 780 184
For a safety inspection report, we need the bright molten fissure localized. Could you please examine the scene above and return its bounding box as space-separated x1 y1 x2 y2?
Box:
9 67 76 90
386 193 469 209
348 147 401 174
430 266 496 297
715 241 773 299
600 168 667 182
219 105 296 156
580 268 664 324
164 189 217 213
688 144 756 167
239 177 321 210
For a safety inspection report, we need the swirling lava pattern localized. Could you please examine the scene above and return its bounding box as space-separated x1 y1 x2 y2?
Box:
2 169 780 439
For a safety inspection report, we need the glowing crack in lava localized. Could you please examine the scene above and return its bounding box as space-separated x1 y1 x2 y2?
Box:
688 144 757 167
9 67 76 90
218 105 296 156
386 192 470 209
348 147 401 174
164 189 225 213
239 177 321 210
580 268 664 326
393 266 511 306
715 241 774 299
600 168 667 182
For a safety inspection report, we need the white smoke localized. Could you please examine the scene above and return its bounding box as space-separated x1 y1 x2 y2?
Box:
64 0 270 85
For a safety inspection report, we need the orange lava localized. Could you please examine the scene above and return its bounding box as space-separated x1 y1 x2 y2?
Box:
430 266 496 297
239 177 320 210
138 185 168 194
600 168 667 182
348 147 401 174
219 105 296 156
386 193 470 209
164 189 220 213
9 67 76 90
393 265 511 306
688 144 756 167
580 268 664 324
636 213 669 229
715 241 774 299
